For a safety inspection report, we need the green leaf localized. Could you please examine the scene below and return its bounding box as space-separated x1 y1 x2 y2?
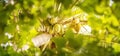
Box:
77 0 99 13
112 2 120 19
112 43 120 53
53 37 67 48
88 14 102 31
4 24 16 33
64 29 74 38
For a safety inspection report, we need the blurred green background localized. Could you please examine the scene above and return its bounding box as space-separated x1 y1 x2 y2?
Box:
0 0 120 56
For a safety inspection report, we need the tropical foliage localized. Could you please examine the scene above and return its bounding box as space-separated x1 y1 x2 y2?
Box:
0 0 120 56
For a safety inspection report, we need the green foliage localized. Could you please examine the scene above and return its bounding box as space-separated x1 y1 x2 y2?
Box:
0 0 120 56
